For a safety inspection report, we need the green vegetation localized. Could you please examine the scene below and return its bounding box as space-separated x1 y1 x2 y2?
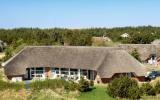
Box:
28 89 78 100
155 81 160 94
106 76 160 100
78 77 91 92
30 79 78 92
141 83 156 96
0 26 159 46
107 76 140 99
30 77 94 93
0 80 24 91
131 49 141 62
0 26 160 61
78 85 113 100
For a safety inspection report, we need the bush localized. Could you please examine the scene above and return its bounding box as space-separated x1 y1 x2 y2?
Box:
107 76 140 99
90 80 94 87
64 80 79 91
155 81 160 94
0 80 24 91
78 77 91 92
140 83 156 96
30 79 78 92
128 86 141 100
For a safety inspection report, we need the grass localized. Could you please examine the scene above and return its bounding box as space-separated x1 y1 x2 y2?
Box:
78 85 114 100
0 89 29 100
28 89 78 100
141 95 160 100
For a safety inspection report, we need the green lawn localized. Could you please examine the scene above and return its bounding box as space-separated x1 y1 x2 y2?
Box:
78 85 114 100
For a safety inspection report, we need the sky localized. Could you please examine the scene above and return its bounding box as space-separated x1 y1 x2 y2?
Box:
0 0 160 29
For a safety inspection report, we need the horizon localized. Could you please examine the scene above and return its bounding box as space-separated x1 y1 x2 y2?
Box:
1 0 160 28
0 25 158 30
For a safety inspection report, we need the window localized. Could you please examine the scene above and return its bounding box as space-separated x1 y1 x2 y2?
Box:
81 69 88 79
70 69 78 75
30 67 44 78
61 68 69 75
36 68 44 74
81 69 88 76
51 68 59 74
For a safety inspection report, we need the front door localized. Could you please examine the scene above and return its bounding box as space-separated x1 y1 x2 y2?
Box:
24 68 30 80
27 68 30 79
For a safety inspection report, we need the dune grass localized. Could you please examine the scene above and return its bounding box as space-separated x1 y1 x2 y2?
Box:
141 95 160 100
78 85 114 100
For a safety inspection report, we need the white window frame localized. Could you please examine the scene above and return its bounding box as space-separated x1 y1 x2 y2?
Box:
30 67 45 79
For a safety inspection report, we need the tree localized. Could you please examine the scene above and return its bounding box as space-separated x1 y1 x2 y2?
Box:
3 46 13 61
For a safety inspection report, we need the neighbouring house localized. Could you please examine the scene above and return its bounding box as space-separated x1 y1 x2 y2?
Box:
120 33 129 38
146 54 157 66
0 40 7 52
151 39 160 45
2 46 146 83
92 36 112 46
145 54 160 66
118 44 160 62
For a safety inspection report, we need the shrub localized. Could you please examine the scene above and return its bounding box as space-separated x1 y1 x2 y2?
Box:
140 83 156 96
30 79 78 92
107 76 140 99
0 80 24 91
155 81 160 94
64 80 79 91
78 77 90 92
128 86 141 100
90 80 94 87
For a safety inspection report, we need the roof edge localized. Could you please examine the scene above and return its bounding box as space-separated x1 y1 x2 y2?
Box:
1 47 27 67
25 45 121 49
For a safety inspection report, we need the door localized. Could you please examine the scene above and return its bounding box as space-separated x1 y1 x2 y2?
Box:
24 68 30 80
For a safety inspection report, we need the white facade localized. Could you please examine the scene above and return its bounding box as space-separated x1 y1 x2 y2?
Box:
148 57 158 66
120 33 129 38
11 77 22 82
24 67 95 81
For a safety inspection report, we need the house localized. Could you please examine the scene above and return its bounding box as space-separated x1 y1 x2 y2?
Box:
149 56 160 66
92 36 112 46
2 46 146 83
146 54 157 66
118 44 160 62
120 33 129 38
0 40 7 52
151 39 160 45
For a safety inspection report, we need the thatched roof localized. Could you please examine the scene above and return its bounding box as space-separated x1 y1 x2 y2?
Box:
3 46 146 78
98 50 146 78
119 44 160 61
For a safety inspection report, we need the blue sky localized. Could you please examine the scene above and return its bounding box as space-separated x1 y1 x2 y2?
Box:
0 0 160 28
